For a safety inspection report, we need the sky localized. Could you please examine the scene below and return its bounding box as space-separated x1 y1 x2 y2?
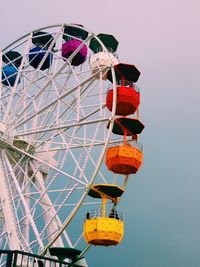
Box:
1 0 200 266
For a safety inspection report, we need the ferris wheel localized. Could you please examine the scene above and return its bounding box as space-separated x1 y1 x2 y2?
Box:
0 23 144 266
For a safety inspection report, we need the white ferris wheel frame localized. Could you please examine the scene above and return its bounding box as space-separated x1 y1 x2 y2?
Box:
0 23 122 258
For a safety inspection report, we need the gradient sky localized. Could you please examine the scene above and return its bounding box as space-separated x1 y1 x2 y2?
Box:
1 0 200 266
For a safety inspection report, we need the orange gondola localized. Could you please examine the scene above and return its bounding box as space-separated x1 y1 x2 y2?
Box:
106 142 143 174
106 117 144 174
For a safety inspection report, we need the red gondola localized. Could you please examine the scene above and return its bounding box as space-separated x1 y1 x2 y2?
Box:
106 63 141 116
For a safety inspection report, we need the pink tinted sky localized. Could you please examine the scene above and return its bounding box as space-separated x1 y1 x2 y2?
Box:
1 0 200 266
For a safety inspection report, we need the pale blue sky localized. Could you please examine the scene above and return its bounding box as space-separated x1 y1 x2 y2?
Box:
1 0 200 266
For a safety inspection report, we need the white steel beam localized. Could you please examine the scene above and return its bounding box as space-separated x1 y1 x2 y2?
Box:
3 150 44 249
0 151 22 250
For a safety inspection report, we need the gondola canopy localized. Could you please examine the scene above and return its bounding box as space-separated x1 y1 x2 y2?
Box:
89 33 118 53
63 24 88 41
3 51 22 68
32 31 55 49
107 63 141 83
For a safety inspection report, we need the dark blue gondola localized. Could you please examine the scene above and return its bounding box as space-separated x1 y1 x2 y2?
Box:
29 47 53 70
29 31 54 70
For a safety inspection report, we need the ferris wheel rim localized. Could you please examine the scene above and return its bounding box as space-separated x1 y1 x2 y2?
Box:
0 23 119 256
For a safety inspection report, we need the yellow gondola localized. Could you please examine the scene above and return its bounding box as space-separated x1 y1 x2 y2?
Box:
84 184 124 246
